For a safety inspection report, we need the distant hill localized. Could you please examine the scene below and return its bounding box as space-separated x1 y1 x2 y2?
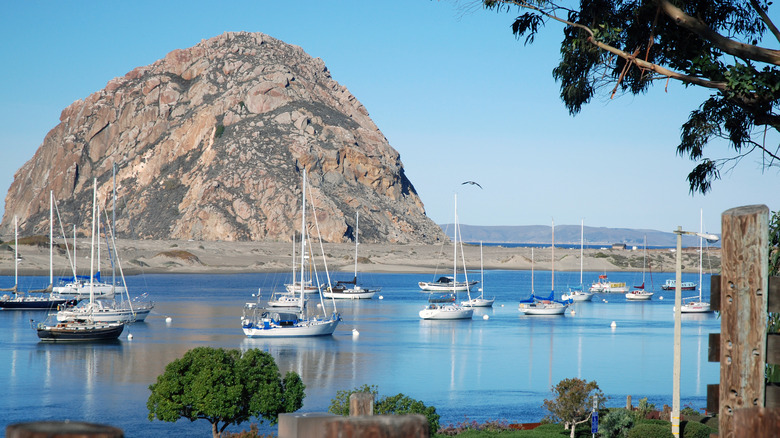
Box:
439 224 720 248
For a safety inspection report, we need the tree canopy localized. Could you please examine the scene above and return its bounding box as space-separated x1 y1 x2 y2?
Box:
147 347 305 438
543 377 605 438
483 0 780 194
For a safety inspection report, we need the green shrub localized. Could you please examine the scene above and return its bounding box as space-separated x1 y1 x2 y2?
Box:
599 408 635 438
377 393 440 433
627 423 673 438
635 398 656 420
215 124 225 138
327 384 378 416
681 421 714 438
328 385 439 433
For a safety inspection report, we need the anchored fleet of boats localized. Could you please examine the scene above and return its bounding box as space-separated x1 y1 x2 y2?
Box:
2 175 715 341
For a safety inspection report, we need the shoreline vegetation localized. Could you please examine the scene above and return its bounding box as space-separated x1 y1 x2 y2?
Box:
0 238 721 277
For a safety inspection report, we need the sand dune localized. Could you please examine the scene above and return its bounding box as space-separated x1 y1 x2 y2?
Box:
0 239 720 277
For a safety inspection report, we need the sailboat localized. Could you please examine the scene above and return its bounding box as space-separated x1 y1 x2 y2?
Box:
461 242 494 307
626 235 654 301
0 199 75 310
55 170 154 323
35 179 125 341
562 220 593 302
419 195 473 320
681 209 712 313
323 212 379 299
241 169 341 337
519 219 570 315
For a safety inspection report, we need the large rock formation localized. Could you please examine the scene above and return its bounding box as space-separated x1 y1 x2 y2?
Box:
1 32 446 244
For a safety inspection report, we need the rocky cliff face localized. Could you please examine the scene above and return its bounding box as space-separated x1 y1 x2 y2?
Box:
2 32 446 244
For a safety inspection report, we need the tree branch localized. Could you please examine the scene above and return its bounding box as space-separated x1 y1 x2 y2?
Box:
488 1 730 90
749 0 780 44
656 0 780 65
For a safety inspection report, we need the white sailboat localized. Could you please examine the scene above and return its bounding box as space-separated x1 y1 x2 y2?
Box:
626 235 654 301
323 212 379 299
419 195 473 320
562 219 593 302
56 172 154 323
681 209 712 313
242 169 340 337
35 179 125 341
461 242 494 307
519 220 569 315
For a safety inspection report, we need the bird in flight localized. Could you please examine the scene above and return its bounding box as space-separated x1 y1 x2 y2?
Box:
461 181 483 189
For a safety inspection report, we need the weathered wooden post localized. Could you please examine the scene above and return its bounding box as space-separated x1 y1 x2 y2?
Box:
718 205 769 437
349 392 374 416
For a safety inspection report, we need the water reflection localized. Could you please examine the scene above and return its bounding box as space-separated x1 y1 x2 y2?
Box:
0 271 721 436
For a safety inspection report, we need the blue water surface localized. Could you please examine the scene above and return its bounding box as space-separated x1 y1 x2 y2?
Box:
0 269 719 436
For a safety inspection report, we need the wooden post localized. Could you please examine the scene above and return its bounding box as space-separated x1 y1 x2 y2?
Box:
350 392 374 416
732 407 779 437
719 205 769 438
324 415 428 438
6 421 123 438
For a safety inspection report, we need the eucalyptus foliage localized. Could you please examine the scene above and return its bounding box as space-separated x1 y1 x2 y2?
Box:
484 0 780 194
147 347 305 438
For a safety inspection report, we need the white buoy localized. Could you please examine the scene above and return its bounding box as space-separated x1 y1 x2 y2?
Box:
378 295 384 300
352 328 359 337
482 314 489 320
570 309 576 315
611 321 617 328
659 296 664 300
500 304 504 307
127 333 133 340
317 303 322 308
165 316 172 324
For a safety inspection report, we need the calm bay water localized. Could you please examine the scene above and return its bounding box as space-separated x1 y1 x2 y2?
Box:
1 269 719 436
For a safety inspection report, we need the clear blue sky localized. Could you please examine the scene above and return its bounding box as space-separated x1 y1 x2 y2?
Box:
2 1 777 235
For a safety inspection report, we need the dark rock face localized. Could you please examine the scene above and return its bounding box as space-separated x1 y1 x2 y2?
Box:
2 32 446 244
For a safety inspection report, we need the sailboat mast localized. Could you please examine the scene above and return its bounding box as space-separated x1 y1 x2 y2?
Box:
354 212 359 280
699 208 703 301
299 169 307 309
14 216 18 288
580 219 585 286
531 247 534 294
551 219 555 293
643 235 647 284
50 191 53 286
480 241 484 298
453 194 458 298
112 163 117 287
89 178 97 304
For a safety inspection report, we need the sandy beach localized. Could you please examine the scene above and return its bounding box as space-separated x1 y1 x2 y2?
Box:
0 238 721 277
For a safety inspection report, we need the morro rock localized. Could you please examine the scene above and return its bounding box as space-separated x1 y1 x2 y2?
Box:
1 32 446 244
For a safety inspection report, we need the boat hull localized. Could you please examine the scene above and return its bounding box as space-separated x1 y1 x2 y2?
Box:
561 291 593 302
36 321 124 341
418 280 477 292
0 296 76 310
242 318 339 337
419 304 473 320
460 298 494 307
56 302 153 323
680 301 712 313
323 288 377 299
518 302 567 315
625 292 653 301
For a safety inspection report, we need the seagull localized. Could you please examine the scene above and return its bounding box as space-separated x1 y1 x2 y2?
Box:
461 181 483 189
